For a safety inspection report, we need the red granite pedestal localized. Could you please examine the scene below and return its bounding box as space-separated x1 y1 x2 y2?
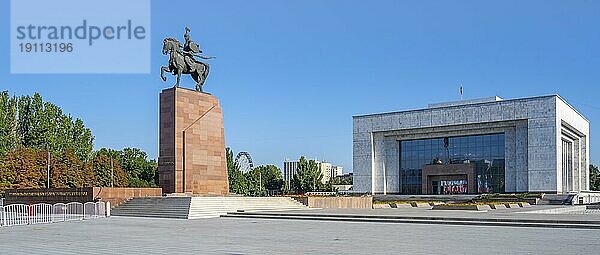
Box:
158 87 229 195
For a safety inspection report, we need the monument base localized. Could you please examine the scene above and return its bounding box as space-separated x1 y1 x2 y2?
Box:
158 87 229 195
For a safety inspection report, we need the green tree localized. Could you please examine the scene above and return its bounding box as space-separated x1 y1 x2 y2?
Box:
255 165 284 191
12 92 94 161
226 147 247 195
70 118 94 161
0 147 97 193
51 150 95 188
322 180 334 192
0 91 167 191
0 91 18 156
245 165 284 196
92 149 128 187
2 148 47 190
292 156 323 193
119 147 158 187
591 164 600 191
0 150 17 193
16 93 39 148
244 169 265 196
331 175 352 185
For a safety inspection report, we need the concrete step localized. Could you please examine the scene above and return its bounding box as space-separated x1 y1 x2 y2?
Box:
113 214 188 219
222 213 600 229
539 194 575 205
112 196 309 219
188 208 306 214
113 209 190 213
222 211 600 229
112 197 192 219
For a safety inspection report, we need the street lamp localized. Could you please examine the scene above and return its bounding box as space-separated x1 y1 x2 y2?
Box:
47 149 50 189
110 149 114 188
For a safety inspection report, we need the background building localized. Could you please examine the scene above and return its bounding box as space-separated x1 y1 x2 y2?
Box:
283 161 300 185
320 162 333 183
353 95 589 195
332 166 343 179
283 159 344 185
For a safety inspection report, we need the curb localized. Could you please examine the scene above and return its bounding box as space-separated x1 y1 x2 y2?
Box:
221 212 600 229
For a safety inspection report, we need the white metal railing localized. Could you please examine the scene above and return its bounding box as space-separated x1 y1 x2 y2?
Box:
2 204 29 227
52 203 67 223
66 202 83 221
30 203 52 224
1 201 108 228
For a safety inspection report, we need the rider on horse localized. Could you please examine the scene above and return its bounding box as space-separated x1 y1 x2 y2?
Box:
181 27 212 71
161 27 214 91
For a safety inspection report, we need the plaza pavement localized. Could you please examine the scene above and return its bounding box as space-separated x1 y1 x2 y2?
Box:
1 213 599 254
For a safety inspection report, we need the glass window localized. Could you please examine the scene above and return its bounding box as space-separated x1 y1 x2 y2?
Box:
468 136 477 146
423 140 431 151
399 133 505 194
476 136 484 144
490 135 498 147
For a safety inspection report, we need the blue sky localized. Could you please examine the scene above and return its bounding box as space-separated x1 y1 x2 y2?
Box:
1 1 600 172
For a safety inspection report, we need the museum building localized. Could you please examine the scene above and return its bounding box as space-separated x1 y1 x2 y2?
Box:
352 95 590 195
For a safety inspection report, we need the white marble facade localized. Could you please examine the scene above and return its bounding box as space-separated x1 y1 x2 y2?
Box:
353 95 589 194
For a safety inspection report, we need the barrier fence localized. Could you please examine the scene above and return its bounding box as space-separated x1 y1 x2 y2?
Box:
0 201 109 228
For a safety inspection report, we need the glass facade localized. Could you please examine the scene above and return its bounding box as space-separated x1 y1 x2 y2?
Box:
400 133 506 194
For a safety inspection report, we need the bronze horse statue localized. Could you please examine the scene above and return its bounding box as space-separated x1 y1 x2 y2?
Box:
160 38 211 92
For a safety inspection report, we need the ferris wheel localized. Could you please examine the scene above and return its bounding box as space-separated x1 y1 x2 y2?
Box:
235 151 254 173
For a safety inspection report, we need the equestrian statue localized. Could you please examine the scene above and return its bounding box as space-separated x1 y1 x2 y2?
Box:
160 27 215 92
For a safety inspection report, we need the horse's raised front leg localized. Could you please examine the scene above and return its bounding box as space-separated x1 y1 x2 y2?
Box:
160 66 169 81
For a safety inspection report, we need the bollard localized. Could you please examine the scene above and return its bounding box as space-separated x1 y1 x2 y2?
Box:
106 201 111 217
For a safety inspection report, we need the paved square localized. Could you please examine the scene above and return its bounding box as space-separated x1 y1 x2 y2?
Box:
1 216 599 254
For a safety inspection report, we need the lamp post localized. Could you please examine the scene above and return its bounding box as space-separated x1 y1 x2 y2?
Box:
47 150 50 189
110 149 114 188
111 155 114 188
46 119 57 190
259 172 262 196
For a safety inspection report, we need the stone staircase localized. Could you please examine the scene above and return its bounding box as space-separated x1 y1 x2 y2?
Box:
538 194 575 205
188 197 308 219
111 196 308 219
111 197 191 219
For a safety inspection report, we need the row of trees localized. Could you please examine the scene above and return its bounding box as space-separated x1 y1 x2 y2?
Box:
0 91 93 161
227 148 284 196
330 174 352 185
0 146 158 193
227 149 334 196
0 91 158 194
94 148 158 188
